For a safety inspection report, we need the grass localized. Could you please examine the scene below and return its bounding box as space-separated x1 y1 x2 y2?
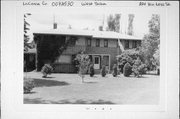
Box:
24 72 159 105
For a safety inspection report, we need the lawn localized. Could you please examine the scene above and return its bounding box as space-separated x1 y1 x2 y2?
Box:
24 72 159 105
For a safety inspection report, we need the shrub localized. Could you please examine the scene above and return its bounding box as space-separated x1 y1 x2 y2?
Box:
101 65 106 77
112 64 117 77
41 64 53 78
123 62 132 77
89 64 94 77
116 49 142 73
24 78 35 93
132 58 147 77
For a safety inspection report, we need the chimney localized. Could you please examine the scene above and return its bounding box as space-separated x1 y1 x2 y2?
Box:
53 22 57 29
53 14 57 29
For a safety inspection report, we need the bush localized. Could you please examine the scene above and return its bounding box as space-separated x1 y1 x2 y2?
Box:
41 64 53 78
24 78 35 93
89 64 94 77
112 64 117 77
132 58 147 77
123 62 132 77
116 49 142 73
101 65 106 77
157 67 160 75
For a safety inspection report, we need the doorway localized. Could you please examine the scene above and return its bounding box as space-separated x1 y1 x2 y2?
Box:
94 56 100 69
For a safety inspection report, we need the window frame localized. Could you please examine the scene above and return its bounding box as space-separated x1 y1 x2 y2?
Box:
132 41 137 48
96 39 100 47
125 40 129 49
104 39 108 47
87 38 91 46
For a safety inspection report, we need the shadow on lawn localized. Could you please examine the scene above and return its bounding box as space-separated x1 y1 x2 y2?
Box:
33 78 69 87
84 81 98 84
42 76 55 78
24 98 115 104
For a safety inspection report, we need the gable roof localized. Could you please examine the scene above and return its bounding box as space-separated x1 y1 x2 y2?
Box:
33 28 142 41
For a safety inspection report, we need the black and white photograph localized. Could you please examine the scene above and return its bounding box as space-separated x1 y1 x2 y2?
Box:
1 1 179 119
23 12 160 105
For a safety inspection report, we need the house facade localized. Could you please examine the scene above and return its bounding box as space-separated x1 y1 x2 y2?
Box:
33 29 142 73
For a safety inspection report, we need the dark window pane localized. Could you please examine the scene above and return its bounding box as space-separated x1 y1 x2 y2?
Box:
125 41 129 49
96 39 100 47
95 57 99 64
132 41 137 48
104 39 108 47
87 38 91 46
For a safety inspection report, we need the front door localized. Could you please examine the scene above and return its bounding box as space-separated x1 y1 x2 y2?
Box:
94 56 100 69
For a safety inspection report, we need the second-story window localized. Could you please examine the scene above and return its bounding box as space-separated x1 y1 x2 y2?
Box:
87 38 91 46
96 39 100 47
104 39 108 47
68 36 77 46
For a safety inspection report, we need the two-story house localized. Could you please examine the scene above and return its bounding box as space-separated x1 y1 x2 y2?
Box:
33 28 142 73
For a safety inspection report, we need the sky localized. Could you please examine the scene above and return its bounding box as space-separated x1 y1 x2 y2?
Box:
26 12 153 42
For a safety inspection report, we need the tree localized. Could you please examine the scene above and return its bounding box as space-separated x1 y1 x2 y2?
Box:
75 52 90 83
132 57 147 77
139 14 160 70
24 13 31 51
34 35 78 71
153 45 160 66
106 14 121 32
127 14 134 35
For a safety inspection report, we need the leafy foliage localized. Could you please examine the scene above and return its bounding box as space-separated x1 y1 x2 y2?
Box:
112 64 118 77
153 45 160 66
106 14 121 32
123 62 132 77
41 64 53 78
34 35 77 71
75 52 90 82
116 49 142 73
132 58 147 77
127 14 135 35
101 65 107 77
24 13 31 51
24 78 35 93
139 14 160 70
89 64 95 77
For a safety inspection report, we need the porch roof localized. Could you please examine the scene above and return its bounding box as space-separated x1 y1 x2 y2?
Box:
33 29 142 41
